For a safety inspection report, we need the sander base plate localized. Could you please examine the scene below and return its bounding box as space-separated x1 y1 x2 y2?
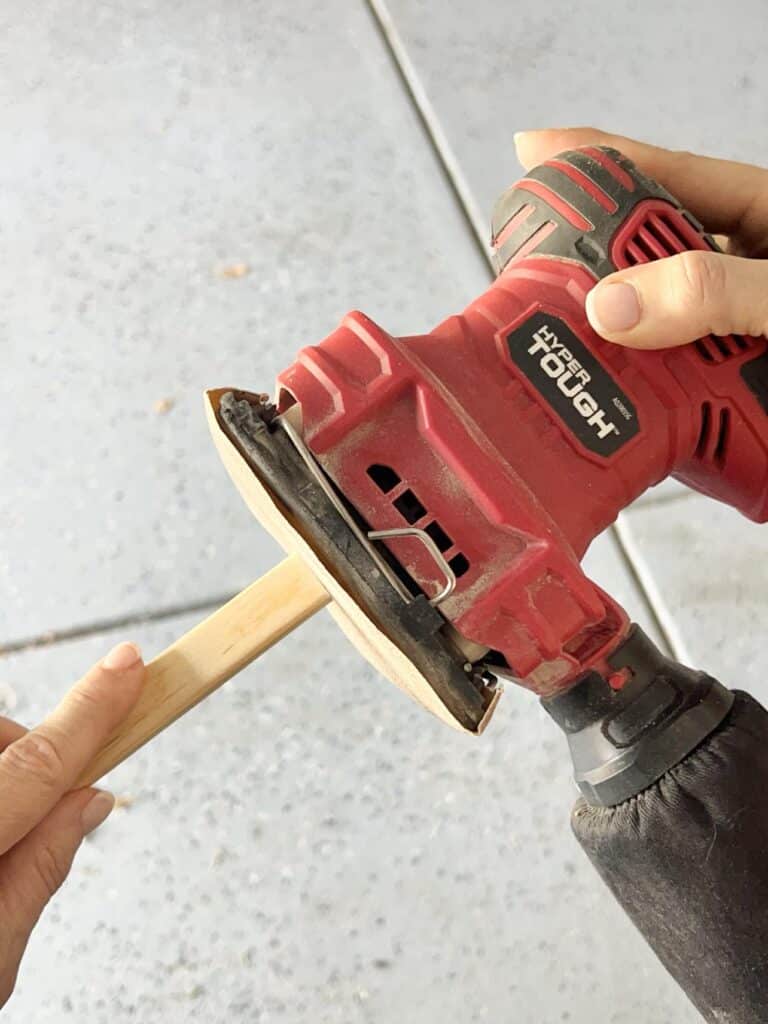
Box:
205 388 500 734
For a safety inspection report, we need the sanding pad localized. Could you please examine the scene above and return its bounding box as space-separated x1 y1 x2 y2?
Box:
205 388 500 734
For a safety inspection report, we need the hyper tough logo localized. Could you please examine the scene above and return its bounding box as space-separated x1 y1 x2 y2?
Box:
506 312 639 457
527 323 619 440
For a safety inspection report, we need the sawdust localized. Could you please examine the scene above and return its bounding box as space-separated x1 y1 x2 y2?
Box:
114 794 135 810
218 262 250 279
211 846 233 867
153 397 175 415
0 682 17 713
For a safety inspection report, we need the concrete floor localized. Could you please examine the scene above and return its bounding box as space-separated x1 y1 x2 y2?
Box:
1 2 766 1021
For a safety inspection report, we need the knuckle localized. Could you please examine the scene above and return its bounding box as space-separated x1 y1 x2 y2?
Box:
67 681 105 715
1 732 64 791
674 250 727 311
33 842 70 899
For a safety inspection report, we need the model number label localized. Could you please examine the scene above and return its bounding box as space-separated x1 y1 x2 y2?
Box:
506 312 639 457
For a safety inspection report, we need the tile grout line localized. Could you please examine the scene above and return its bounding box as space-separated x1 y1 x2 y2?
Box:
0 592 237 659
365 0 490 263
366 0 674 656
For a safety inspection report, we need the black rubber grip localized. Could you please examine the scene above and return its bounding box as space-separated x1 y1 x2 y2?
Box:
491 146 717 279
542 626 733 806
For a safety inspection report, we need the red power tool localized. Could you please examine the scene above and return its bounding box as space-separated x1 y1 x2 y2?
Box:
208 145 766 805
78 147 768 1021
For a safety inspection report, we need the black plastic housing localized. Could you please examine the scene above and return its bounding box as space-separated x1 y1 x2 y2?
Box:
543 626 733 806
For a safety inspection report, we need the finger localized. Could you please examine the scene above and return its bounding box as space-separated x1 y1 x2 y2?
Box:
0 719 27 751
514 128 768 253
585 251 768 349
0 787 114 1004
0 642 144 854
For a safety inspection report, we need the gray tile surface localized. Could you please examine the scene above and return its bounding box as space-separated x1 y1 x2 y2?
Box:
621 497 768 689
0 1 735 1022
376 0 768 234
3 611 696 1023
1 0 496 643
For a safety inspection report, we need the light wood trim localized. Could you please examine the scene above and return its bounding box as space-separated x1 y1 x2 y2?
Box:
77 554 329 787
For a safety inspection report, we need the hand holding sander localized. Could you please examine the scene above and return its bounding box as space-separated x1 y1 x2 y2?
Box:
79 147 768 1023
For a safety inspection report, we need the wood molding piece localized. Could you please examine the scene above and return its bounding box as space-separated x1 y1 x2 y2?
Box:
77 554 329 787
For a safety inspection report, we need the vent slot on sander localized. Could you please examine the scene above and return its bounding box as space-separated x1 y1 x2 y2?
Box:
366 463 471 580
694 402 731 469
214 392 497 732
616 205 760 369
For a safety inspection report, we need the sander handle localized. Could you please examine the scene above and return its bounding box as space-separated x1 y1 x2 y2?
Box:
76 554 329 788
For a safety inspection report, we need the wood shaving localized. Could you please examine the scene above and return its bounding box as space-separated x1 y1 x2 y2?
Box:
218 262 250 279
153 397 175 415
211 846 232 867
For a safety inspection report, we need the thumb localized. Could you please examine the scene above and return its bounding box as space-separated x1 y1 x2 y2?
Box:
0 788 114 1005
586 250 768 349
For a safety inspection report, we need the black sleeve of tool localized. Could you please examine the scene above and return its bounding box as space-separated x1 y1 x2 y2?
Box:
573 690 768 1024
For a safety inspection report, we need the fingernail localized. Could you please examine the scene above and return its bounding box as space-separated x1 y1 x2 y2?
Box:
587 281 641 334
102 641 142 672
514 129 539 148
515 128 567 142
81 791 116 835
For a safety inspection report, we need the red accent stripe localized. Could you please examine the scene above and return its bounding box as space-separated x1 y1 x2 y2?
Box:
516 178 592 230
625 241 646 265
581 147 635 192
637 225 670 259
492 202 535 249
510 220 557 262
648 212 688 253
543 160 618 213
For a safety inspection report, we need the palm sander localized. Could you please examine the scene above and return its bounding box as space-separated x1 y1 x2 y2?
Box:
79 145 768 802
77 146 768 1022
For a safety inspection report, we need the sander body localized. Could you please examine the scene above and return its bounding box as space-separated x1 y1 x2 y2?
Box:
209 146 767 805
81 147 768 806
275 147 768 692
73 147 768 1022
